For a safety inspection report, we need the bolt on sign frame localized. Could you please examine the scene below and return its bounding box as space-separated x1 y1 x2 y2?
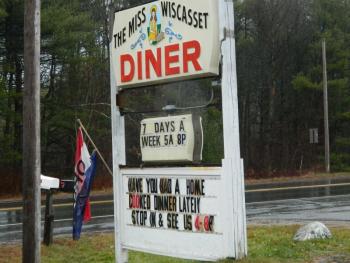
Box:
110 0 247 261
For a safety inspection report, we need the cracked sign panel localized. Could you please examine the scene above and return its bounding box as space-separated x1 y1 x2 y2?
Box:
111 0 220 88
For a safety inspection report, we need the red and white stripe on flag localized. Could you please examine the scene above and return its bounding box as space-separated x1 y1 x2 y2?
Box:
74 127 92 222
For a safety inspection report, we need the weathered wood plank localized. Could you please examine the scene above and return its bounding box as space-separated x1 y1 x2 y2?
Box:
219 0 247 259
110 39 128 262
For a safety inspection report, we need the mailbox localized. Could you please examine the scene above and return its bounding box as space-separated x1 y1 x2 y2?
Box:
40 175 60 190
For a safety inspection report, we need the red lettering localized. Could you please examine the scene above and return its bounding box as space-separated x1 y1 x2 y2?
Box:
120 54 135 83
119 40 203 84
195 215 202 231
204 216 209 231
183 40 202 73
145 48 162 79
137 51 142 80
165 43 180 76
131 194 140 209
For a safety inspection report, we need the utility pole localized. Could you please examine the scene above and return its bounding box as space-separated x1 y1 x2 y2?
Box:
322 38 330 173
23 0 41 262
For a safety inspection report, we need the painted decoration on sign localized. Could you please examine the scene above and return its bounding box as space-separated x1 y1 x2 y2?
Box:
111 0 220 88
148 5 164 45
140 114 202 163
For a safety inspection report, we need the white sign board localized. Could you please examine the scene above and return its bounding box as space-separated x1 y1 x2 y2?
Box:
140 114 201 162
121 167 234 260
111 0 220 88
110 0 247 262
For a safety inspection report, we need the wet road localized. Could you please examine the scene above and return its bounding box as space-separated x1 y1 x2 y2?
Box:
1 191 349 244
0 199 114 244
247 194 350 226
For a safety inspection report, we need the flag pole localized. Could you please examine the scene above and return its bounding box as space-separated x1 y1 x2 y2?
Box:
76 119 113 176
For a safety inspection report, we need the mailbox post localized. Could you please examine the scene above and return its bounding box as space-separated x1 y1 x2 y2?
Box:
43 190 54 246
40 176 76 245
40 175 60 246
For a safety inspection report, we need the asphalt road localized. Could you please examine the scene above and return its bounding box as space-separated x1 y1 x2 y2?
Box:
1 186 349 244
247 194 350 226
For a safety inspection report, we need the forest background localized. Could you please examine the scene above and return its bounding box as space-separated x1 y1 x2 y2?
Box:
0 0 349 195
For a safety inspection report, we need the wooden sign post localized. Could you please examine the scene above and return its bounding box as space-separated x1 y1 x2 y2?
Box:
23 0 41 262
110 0 247 261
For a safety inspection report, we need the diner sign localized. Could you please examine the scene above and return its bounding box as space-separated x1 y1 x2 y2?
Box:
110 0 247 261
111 0 220 88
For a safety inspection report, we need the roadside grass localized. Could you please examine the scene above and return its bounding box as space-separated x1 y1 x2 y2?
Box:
1 226 350 263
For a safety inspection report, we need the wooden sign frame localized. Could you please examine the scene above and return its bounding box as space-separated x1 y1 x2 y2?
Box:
110 0 247 261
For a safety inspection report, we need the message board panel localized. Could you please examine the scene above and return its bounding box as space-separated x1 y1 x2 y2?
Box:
140 114 202 163
111 0 220 88
121 167 231 261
